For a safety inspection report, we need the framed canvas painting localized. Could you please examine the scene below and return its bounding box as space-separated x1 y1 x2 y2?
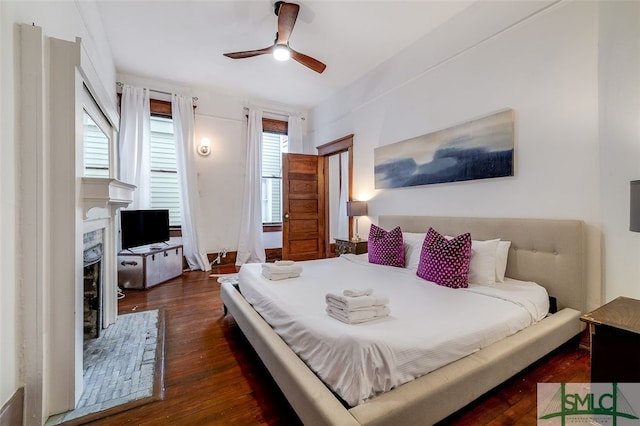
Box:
374 109 514 189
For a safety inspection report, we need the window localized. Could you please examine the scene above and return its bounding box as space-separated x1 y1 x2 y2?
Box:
83 86 112 178
261 118 289 227
149 115 181 227
117 95 181 226
262 132 288 223
83 112 110 177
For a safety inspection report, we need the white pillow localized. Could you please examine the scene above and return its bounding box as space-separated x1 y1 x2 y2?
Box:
468 239 500 286
403 232 426 270
495 241 511 282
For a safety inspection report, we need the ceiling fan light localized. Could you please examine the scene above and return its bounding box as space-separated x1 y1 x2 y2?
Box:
273 45 290 61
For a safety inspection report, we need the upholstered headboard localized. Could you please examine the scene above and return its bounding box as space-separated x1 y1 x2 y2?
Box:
378 216 585 313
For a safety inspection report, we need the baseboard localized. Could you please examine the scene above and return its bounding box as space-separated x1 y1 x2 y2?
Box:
0 387 24 426
207 248 283 266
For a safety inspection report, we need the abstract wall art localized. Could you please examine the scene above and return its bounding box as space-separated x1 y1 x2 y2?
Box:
374 109 514 189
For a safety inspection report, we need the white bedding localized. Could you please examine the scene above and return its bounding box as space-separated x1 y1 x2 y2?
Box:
238 254 549 407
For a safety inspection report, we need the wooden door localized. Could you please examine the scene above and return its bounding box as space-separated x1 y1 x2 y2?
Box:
282 153 325 260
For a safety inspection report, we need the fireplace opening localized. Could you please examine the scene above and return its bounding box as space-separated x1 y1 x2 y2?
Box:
83 243 103 340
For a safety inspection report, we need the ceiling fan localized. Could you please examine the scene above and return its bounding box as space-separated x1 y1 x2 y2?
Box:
223 1 327 74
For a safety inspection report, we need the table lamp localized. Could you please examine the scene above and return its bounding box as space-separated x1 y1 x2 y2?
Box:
346 201 368 242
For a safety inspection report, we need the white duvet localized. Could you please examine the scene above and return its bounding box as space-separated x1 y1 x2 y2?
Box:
239 254 549 407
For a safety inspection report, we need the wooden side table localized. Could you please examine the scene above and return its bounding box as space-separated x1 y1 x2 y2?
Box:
580 296 640 382
335 239 368 256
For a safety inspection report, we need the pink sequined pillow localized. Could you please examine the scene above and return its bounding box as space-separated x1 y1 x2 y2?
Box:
417 227 472 288
367 225 405 267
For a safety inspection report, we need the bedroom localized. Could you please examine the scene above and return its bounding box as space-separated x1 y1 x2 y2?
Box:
1 0 639 425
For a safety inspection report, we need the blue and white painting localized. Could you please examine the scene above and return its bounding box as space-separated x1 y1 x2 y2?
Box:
374 109 514 189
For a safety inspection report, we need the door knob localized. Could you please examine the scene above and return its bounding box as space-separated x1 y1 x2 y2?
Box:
283 212 290 222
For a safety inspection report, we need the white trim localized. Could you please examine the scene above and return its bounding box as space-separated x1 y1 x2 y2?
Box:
19 23 46 425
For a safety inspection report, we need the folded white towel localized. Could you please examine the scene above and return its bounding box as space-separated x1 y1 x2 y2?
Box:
325 293 389 310
275 260 296 266
261 262 302 280
261 270 296 280
326 305 390 324
326 300 389 314
343 288 373 297
261 263 303 275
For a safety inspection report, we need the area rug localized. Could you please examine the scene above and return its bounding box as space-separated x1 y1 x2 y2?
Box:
213 273 239 285
46 309 165 425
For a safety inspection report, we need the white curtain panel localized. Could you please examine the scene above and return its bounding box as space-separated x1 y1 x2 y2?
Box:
337 151 349 239
118 85 151 209
287 115 304 153
236 108 266 265
172 94 210 271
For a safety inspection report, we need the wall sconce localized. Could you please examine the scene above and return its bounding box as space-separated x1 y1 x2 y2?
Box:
631 180 640 232
346 200 368 242
198 138 211 156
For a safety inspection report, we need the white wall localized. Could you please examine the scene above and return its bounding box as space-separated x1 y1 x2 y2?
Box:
598 1 640 302
194 102 247 252
1 0 117 421
307 1 635 310
118 72 307 253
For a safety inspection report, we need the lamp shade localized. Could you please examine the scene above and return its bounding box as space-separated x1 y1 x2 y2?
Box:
346 201 368 217
631 180 640 232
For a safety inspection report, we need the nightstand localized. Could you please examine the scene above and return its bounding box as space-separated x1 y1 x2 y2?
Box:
580 296 640 383
335 239 368 256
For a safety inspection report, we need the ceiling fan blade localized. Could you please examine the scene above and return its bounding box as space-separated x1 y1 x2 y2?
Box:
276 2 299 44
223 46 274 59
290 48 326 74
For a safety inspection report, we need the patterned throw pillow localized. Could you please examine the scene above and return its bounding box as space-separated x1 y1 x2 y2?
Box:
417 227 472 288
367 224 405 267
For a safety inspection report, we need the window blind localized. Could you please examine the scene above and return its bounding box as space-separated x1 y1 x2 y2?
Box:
150 116 181 226
83 113 110 178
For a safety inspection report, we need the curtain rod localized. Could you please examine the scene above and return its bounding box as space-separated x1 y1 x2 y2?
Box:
243 106 305 120
116 82 198 102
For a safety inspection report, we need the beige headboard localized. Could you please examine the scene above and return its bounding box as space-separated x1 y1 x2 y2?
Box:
379 216 585 313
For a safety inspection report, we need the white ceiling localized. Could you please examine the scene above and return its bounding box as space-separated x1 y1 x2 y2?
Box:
97 1 473 109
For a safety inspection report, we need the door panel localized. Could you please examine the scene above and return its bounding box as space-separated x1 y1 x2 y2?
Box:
289 179 317 194
282 153 325 261
290 199 318 213
289 239 319 253
289 219 318 234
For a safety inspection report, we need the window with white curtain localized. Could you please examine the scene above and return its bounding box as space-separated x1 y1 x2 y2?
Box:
261 131 288 224
260 117 289 228
150 115 181 226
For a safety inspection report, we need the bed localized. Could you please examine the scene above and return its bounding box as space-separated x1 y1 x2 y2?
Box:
221 216 585 425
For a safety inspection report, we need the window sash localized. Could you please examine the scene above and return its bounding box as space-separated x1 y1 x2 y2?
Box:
150 116 181 226
83 114 110 177
261 128 288 225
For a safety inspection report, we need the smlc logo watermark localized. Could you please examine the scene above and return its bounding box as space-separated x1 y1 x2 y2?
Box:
538 383 640 425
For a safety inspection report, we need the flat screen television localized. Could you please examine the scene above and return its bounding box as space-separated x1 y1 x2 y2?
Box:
120 209 170 250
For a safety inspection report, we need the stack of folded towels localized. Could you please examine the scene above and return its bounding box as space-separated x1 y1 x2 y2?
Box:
325 288 390 324
261 260 303 280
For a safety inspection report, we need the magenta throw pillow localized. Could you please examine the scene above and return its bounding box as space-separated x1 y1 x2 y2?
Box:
417 227 472 288
367 225 405 267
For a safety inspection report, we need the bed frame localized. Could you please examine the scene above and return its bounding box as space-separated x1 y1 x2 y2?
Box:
221 216 585 425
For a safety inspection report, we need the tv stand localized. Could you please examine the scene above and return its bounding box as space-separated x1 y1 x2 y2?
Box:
118 238 183 290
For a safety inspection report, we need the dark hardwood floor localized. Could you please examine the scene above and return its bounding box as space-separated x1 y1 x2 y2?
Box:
86 269 590 426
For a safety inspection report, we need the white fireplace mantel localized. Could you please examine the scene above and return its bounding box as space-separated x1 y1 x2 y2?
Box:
82 177 136 220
